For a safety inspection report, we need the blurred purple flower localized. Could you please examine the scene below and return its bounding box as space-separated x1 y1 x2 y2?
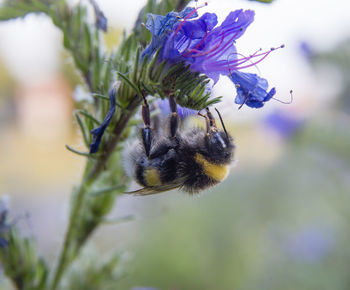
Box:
156 98 197 119
95 13 108 32
285 227 334 263
230 71 276 108
89 0 108 32
299 41 314 61
264 110 303 138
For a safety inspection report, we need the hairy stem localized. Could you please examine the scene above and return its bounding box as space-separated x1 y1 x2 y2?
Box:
51 97 140 290
51 183 87 290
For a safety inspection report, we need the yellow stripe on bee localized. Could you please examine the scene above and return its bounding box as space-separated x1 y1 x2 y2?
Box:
195 153 229 182
144 168 162 186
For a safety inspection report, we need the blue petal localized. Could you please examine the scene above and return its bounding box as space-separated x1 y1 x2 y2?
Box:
264 87 276 102
264 110 303 138
175 12 218 39
245 98 265 108
96 12 108 32
220 10 255 41
156 99 197 119
142 7 197 59
163 10 254 83
89 86 117 154
230 71 274 108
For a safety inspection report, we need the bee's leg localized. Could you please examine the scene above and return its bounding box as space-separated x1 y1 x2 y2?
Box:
198 110 210 133
168 93 179 138
141 96 152 157
205 107 217 128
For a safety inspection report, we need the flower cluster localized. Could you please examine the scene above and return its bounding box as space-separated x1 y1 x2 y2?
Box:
143 5 282 109
90 4 283 154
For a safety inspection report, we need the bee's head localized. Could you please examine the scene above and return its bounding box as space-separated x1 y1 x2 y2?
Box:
201 108 235 164
205 128 234 164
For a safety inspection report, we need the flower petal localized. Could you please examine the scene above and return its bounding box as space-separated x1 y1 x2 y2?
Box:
142 7 198 58
89 83 120 153
230 71 274 108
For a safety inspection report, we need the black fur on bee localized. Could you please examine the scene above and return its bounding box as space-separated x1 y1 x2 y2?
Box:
125 93 235 195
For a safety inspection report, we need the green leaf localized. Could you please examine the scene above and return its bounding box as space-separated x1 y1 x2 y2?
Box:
77 110 101 125
75 112 89 147
91 185 125 196
117 72 142 98
65 145 96 158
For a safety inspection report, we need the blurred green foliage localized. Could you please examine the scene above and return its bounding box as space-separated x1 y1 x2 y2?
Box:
309 39 350 114
113 114 350 290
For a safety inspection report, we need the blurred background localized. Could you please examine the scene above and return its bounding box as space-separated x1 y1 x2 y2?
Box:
1 0 350 289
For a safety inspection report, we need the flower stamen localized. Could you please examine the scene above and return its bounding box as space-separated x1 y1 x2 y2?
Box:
186 31 225 57
227 45 284 70
182 30 209 56
203 28 243 60
272 90 294 104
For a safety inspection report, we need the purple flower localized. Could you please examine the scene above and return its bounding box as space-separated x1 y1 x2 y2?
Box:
285 227 335 263
159 9 255 83
143 6 284 109
230 71 276 108
156 99 197 119
141 7 198 59
264 110 304 138
299 41 314 61
89 0 108 32
90 82 120 154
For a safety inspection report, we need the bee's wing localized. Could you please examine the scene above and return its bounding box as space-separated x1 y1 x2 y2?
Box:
125 178 186 196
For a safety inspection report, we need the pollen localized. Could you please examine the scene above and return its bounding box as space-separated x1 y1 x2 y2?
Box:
144 168 162 186
195 153 229 182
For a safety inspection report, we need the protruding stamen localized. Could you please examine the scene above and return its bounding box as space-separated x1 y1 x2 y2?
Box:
185 27 243 59
181 30 209 56
272 89 294 105
204 28 243 59
227 49 262 76
183 32 225 57
227 44 285 71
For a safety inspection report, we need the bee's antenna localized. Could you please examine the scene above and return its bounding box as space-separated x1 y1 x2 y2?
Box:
205 107 216 127
273 90 294 104
198 110 210 133
214 108 228 138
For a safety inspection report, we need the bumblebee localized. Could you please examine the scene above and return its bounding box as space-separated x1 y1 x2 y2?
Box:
124 93 235 195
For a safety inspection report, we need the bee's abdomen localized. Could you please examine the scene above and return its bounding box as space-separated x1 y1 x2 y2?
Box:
135 164 162 187
194 153 229 182
135 148 178 187
181 153 229 193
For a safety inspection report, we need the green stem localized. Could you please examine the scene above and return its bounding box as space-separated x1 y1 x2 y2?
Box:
50 182 89 290
50 97 140 290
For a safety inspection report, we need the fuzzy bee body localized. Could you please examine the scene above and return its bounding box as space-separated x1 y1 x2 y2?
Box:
133 136 180 188
126 106 235 195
